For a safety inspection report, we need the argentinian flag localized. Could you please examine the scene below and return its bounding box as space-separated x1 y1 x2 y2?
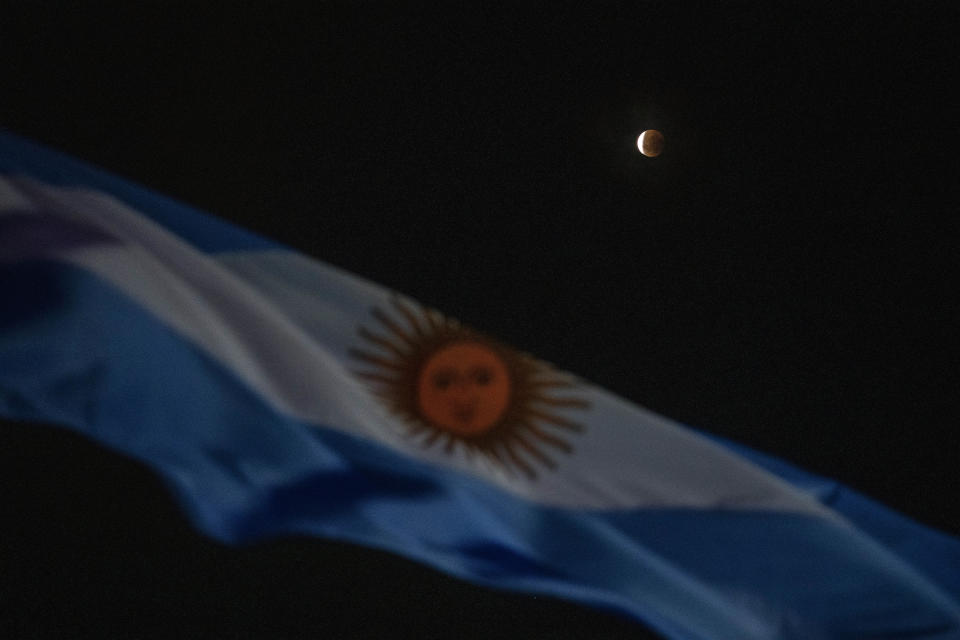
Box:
2 131 958 640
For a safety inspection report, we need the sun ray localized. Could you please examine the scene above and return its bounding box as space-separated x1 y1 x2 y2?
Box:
353 371 403 386
500 441 536 479
422 429 444 448
443 434 457 454
526 409 585 432
512 432 558 470
371 308 417 347
357 327 409 358
370 388 397 403
423 307 446 333
390 296 429 338
527 377 578 390
405 422 429 435
348 349 406 371
519 422 573 453
483 442 510 468
529 396 591 409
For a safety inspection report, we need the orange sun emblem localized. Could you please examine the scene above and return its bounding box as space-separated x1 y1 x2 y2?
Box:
349 297 589 478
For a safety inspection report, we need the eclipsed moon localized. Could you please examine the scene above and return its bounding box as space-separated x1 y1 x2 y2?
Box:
637 129 664 157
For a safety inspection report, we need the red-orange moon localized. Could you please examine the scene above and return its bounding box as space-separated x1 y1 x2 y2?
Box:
637 129 664 157
417 342 511 436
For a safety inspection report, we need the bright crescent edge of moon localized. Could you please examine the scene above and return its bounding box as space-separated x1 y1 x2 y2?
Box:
637 131 647 153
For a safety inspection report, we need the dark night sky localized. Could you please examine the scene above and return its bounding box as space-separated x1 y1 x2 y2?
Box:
2 3 958 638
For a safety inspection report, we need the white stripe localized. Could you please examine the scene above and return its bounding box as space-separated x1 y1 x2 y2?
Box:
0 177 33 210
2 175 836 516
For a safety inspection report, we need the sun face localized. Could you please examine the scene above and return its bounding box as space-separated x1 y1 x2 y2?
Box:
349 297 589 478
417 342 512 436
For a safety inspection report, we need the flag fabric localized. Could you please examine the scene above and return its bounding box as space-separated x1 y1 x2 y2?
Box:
1 130 958 640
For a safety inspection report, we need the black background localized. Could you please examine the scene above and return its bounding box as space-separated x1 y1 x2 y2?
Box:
1 3 958 638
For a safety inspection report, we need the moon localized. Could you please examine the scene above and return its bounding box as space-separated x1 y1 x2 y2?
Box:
637 129 664 157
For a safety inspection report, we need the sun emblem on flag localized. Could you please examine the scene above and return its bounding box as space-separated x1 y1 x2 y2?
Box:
349 297 589 478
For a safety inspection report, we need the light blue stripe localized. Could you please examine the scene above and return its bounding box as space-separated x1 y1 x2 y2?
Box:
2 260 958 640
0 130 278 253
699 432 960 601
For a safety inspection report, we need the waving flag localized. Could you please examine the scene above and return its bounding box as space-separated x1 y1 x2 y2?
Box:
2 130 959 640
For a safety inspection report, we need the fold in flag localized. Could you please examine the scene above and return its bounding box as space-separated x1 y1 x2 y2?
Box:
2 130 959 640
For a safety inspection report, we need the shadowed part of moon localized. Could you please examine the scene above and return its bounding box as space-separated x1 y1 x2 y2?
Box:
637 130 664 157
